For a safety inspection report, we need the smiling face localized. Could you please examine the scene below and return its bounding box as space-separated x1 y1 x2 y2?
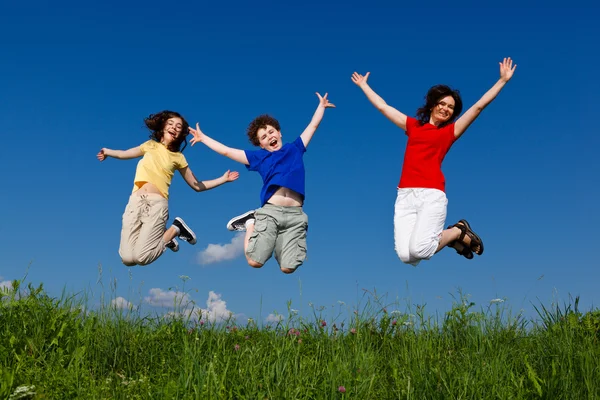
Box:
257 125 282 152
430 95 455 125
161 117 184 147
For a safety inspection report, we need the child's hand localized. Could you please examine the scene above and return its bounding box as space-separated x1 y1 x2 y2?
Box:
316 92 335 109
188 123 205 146
224 170 240 182
351 71 370 88
97 148 107 162
499 57 516 83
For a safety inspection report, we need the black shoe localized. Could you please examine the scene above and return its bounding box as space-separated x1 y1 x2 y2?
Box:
166 238 179 252
173 217 197 245
226 210 256 231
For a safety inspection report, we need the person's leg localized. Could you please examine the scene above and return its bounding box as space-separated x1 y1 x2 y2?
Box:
409 189 448 261
244 206 278 269
393 189 419 266
119 195 142 266
133 195 170 266
274 208 307 274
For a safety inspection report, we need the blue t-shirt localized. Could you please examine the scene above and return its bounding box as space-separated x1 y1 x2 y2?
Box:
245 136 306 206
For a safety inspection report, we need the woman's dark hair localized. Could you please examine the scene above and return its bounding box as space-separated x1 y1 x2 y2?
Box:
144 110 190 152
246 114 281 146
416 85 463 128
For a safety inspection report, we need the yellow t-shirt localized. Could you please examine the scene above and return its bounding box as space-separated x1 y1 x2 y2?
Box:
132 140 188 199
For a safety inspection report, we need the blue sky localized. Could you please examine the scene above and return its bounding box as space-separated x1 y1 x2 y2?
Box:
1 1 597 323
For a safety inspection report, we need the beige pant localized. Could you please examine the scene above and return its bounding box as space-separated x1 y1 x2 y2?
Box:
119 193 169 266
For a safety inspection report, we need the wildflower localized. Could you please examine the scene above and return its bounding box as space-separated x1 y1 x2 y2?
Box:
392 320 397 326
200 320 205 326
490 298 505 304
338 301 345 305
179 275 190 282
9 385 36 400
245 335 250 340
350 328 356 334
291 309 299 315
234 344 240 351
298 339 303 344
338 386 346 393
321 320 327 327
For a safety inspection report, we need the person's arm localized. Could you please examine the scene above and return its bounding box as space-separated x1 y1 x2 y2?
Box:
351 72 408 130
454 57 517 139
179 167 240 192
299 92 336 148
188 123 249 165
97 146 143 161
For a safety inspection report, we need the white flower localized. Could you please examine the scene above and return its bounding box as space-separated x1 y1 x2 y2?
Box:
179 275 191 282
490 298 505 304
9 385 36 400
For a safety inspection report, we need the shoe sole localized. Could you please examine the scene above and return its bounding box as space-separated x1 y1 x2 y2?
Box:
226 210 255 231
175 217 197 245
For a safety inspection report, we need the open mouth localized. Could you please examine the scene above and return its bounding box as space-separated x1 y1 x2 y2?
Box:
269 139 278 147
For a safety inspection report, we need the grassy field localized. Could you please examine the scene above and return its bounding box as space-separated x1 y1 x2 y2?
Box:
1 280 599 399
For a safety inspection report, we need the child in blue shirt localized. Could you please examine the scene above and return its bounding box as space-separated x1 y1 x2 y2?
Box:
189 93 335 273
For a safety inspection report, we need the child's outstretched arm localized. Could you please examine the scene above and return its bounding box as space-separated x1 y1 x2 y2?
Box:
300 92 336 148
454 57 516 139
97 146 143 161
351 72 408 131
179 167 240 192
189 123 249 165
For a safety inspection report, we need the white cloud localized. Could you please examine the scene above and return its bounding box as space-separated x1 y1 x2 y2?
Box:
143 288 235 323
265 313 283 323
0 279 12 291
111 297 137 310
197 233 245 265
198 291 234 322
144 288 191 308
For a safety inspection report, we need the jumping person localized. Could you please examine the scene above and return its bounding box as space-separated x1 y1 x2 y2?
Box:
188 93 335 273
352 58 516 265
97 110 239 266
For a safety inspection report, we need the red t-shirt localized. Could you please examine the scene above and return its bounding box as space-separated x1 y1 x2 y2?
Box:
398 116 457 192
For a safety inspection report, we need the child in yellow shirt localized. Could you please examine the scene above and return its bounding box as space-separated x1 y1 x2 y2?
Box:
98 110 239 266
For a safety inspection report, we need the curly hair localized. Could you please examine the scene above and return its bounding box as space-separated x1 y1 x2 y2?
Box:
144 110 190 152
246 114 281 146
416 85 463 128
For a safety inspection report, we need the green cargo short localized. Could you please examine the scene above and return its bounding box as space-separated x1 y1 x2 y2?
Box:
245 204 308 271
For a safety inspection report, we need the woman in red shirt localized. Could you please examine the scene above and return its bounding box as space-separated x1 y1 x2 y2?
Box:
352 58 516 265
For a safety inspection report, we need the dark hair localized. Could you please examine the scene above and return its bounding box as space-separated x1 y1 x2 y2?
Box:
144 110 190 152
416 85 463 128
246 114 281 146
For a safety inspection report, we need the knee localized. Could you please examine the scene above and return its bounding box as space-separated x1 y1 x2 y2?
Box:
121 254 137 266
409 240 436 260
132 250 153 266
395 247 412 264
280 266 298 274
121 258 137 267
247 257 263 269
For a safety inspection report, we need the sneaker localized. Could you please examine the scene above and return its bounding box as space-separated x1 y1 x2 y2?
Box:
226 210 256 231
173 217 197 245
166 238 179 252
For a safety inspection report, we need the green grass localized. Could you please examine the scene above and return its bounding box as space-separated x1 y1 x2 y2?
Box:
1 280 599 399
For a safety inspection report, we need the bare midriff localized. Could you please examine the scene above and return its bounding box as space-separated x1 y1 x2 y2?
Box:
134 182 165 198
267 187 303 207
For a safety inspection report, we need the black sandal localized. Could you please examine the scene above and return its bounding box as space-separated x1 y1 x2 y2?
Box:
448 219 484 256
448 240 474 259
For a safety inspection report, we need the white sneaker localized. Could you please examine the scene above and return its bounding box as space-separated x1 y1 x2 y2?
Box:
166 238 179 252
226 210 256 231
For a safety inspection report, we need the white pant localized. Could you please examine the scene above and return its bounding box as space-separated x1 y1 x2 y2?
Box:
394 188 448 266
